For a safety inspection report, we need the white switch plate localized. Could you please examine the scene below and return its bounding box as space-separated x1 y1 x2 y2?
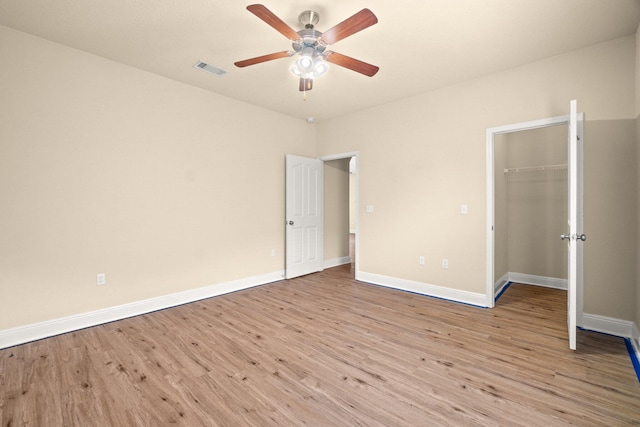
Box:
460 204 468 215
441 259 448 269
419 256 425 265
366 204 374 213
96 273 106 286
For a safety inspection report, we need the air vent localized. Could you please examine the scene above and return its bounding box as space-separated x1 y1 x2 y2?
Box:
193 61 227 77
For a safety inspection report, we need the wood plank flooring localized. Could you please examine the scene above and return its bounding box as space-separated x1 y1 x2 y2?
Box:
1 265 639 426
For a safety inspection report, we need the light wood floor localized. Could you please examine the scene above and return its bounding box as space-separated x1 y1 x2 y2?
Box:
1 265 639 426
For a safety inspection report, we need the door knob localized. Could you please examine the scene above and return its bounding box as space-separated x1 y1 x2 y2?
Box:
288 220 294 225
560 233 587 241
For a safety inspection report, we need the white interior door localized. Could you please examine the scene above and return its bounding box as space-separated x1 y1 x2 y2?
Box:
565 99 585 350
285 155 324 279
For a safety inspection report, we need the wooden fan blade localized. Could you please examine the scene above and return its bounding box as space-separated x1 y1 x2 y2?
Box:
247 4 300 40
234 51 292 68
319 9 378 45
325 52 379 77
299 78 313 92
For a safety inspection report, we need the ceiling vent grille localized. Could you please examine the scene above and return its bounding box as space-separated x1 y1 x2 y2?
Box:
193 61 227 77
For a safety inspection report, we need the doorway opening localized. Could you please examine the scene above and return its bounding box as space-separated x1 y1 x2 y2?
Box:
485 110 584 339
320 152 359 279
494 124 568 301
349 157 356 274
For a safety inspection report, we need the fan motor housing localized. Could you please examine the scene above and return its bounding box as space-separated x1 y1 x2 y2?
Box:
292 28 325 54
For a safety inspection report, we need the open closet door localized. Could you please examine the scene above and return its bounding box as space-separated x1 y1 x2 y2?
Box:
285 155 324 279
564 99 585 350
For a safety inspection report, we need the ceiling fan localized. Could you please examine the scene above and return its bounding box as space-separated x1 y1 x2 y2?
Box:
234 4 379 92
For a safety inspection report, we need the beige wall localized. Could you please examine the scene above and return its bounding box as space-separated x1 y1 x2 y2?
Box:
1 23 639 334
323 159 350 262
0 26 315 330
583 119 636 319
317 35 637 320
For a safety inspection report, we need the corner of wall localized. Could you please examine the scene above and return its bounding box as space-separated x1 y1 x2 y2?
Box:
634 21 640 358
636 113 640 335
636 19 640 341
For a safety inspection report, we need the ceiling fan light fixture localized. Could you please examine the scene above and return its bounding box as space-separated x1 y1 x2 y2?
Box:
312 58 329 78
296 56 314 73
290 65 302 77
291 58 328 79
295 46 315 73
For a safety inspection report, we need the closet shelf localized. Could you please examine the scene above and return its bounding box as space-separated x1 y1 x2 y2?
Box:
503 164 567 173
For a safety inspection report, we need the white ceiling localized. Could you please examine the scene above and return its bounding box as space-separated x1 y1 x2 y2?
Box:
1 0 639 122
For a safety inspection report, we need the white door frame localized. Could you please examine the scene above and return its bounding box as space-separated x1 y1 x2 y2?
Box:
485 114 584 327
319 151 359 278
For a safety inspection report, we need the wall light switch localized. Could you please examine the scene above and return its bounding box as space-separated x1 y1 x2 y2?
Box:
460 204 468 215
366 204 374 213
96 273 106 286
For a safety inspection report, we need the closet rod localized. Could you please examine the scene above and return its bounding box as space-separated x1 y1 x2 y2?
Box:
503 164 567 173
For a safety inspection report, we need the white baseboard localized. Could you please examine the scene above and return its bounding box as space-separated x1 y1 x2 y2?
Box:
507 272 567 290
496 274 640 344
4 267 637 364
631 324 640 371
581 313 636 339
0 270 285 350
494 272 566 301
582 314 640 373
357 271 487 307
631 323 640 359
324 256 352 269
358 271 639 360
494 272 510 296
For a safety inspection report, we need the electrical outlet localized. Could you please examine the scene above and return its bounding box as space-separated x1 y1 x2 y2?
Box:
96 273 106 286
271 248 276 257
441 259 448 269
419 256 425 265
